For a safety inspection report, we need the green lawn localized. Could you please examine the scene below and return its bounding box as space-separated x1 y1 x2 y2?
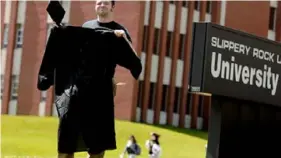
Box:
1 115 208 158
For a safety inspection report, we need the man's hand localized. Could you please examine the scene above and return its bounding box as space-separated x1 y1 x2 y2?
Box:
114 30 138 56
114 29 126 38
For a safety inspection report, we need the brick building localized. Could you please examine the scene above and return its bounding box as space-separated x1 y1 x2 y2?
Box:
1 1 280 130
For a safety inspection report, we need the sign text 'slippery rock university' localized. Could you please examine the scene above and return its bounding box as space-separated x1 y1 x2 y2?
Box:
189 23 281 107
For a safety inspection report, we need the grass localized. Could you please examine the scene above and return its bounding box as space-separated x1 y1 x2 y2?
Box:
1 115 208 158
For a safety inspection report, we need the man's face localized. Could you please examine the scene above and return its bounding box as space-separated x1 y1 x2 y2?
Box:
95 0 112 17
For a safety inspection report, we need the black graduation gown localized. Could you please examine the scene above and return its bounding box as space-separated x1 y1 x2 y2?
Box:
37 26 142 153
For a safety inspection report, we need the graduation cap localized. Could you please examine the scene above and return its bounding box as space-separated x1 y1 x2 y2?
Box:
46 0 65 26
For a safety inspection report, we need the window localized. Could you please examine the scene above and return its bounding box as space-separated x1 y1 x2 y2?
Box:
169 1 174 4
137 81 144 108
269 7 276 30
1 75 4 99
41 91 47 101
142 26 149 52
148 83 156 109
153 28 160 55
3 24 9 48
46 23 53 44
195 1 200 10
47 24 52 39
10 75 19 100
166 31 173 57
161 85 168 111
173 87 181 113
15 24 24 48
182 1 188 7
179 34 186 60
206 1 212 14
185 93 192 114
198 96 203 116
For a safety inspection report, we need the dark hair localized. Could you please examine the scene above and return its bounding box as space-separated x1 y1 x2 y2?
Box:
151 133 160 145
130 135 137 144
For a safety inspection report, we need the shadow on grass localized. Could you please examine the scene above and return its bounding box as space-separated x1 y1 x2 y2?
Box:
137 122 208 141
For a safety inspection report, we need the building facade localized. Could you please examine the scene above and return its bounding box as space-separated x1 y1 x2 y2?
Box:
1 1 280 130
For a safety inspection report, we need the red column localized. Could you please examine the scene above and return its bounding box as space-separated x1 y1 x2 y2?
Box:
140 1 156 122
179 1 195 128
166 1 183 125
17 1 48 115
154 1 169 124
1 1 18 114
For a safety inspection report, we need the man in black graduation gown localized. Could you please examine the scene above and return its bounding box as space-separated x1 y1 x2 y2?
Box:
37 1 142 158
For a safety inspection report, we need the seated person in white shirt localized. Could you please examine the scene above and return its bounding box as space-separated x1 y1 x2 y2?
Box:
145 133 161 158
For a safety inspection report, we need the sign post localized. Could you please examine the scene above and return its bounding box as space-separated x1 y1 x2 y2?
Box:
189 22 281 158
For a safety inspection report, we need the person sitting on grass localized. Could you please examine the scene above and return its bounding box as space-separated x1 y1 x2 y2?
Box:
120 135 141 158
